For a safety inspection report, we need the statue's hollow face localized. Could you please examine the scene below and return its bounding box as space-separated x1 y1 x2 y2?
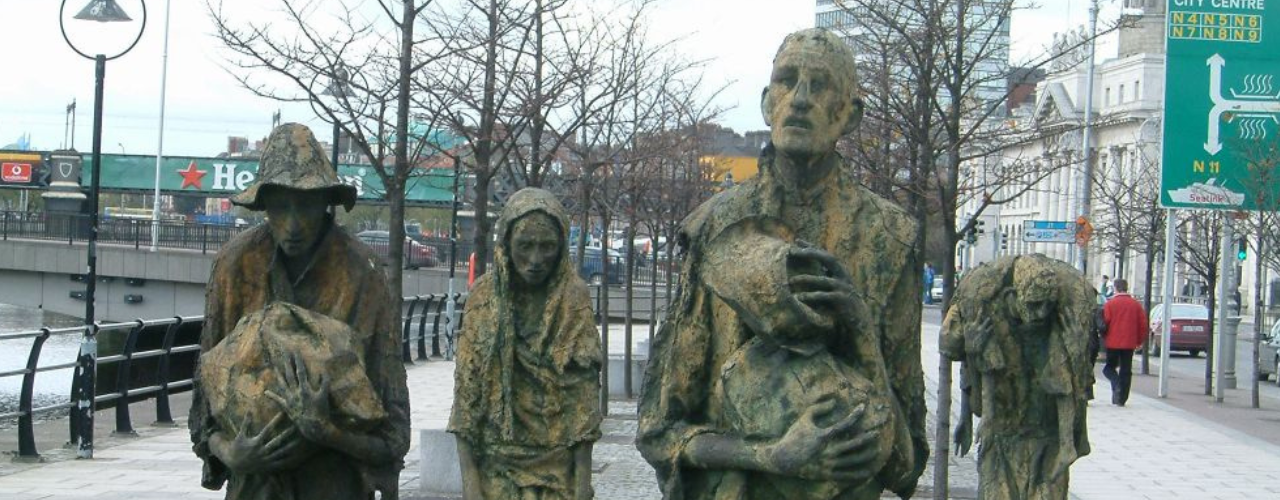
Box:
763 34 861 160
262 187 330 258
1016 287 1057 326
509 212 561 288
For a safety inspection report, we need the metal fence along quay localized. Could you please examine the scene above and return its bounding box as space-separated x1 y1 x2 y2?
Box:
0 295 467 460
1 211 237 255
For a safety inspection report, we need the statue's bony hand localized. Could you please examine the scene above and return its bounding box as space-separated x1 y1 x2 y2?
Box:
266 352 335 444
212 412 305 473
787 245 853 284
787 247 864 331
765 398 885 483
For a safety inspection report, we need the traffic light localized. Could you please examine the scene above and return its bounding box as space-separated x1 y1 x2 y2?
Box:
1000 232 1008 251
1237 238 1248 261
976 219 986 236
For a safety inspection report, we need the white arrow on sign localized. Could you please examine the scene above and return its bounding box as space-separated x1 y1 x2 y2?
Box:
1205 53 1280 155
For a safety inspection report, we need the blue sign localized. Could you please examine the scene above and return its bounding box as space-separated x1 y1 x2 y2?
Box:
1022 220 1077 243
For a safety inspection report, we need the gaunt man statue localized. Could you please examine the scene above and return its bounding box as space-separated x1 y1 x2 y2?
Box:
637 28 927 500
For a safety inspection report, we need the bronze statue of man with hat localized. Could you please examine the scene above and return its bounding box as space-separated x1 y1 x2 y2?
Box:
190 123 410 500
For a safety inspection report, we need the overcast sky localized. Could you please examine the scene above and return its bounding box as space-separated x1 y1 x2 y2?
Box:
0 0 1121 158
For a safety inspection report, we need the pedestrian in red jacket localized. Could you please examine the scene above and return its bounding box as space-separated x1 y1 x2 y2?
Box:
1102 279 1146 405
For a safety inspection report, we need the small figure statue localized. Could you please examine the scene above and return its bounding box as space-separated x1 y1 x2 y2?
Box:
449 188 602 500
637 28 927 500
942 254 1095 500
190 123 410 500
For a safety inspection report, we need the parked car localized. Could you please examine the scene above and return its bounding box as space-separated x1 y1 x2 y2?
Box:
1258 321 1280 384
569 246 625 285
930 277 944 303
356 230 439 269
1147 303 1211 357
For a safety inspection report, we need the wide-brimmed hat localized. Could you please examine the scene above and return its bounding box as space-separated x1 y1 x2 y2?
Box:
230 123 358 211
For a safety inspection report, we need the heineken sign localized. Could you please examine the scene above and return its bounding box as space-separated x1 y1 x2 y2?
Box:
86 154 454 205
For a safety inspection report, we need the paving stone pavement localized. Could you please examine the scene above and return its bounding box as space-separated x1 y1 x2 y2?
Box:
3 318 1279 499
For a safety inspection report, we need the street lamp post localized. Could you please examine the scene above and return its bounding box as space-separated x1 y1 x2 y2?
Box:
445 155 461 359
323 67 351 172
59 0 146 459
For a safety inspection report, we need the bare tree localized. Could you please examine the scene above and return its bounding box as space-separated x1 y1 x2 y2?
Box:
828 0 1123 495
416 0 532 277
1174 209 1226 395
207 0 447 296
1229 135 1280 407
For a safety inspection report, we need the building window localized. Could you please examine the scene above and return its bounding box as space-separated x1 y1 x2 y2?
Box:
1105 87 1111 105
1120 84 1126 102
1135 81 1140 100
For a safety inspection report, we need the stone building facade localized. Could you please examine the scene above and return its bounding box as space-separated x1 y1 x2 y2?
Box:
963 0 1265 311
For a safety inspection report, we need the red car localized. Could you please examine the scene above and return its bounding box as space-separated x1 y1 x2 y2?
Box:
356 230 439 269
1147 303 1211 357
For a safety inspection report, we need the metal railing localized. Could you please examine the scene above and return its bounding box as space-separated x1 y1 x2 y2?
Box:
401 294 467 362
1 211 239 255
0 295 469 461
0 316 203 461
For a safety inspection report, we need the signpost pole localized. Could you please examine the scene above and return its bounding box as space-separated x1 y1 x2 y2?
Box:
1159 209 1177 398
1215 219 1234 402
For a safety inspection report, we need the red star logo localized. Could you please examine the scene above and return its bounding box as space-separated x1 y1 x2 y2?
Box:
177 160 206 189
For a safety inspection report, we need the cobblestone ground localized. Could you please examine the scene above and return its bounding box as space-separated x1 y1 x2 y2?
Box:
0 321 983 500
590 400 662 500
916 375 980 500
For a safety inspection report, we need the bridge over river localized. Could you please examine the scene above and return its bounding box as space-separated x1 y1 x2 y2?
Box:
0 212 672 322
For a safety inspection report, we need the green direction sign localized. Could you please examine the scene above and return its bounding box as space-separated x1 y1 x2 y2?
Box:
1162 0 1280 211
84 154 454 206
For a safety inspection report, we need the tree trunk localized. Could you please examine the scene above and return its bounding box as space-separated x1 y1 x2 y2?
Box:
1252 231 1265 408
470 0 500 279
1254 232 1264 409
472 171 493 277
387 178 406 298
624 218 636 399
1206 287 1217 396
1141 239 1156 375
527 0 546 188
599 215 610 416
649 230 659 347
385 0 417 298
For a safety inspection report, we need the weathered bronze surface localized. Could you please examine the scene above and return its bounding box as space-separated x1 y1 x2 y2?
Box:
190 123 410 500
942 254 1094 500
637 29 927 500
449 188 603 500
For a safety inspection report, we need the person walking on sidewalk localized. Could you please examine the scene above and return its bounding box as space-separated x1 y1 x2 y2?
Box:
1102 279 1145 406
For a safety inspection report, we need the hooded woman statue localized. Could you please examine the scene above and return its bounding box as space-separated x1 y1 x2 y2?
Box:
448 188 603 500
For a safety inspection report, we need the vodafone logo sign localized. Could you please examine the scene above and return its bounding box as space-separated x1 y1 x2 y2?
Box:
1 162 32 183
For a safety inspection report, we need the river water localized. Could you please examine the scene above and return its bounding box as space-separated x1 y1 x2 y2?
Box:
0 304 83 427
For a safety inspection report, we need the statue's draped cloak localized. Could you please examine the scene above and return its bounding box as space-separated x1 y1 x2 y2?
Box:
190 223 410 500
449 189 603 498
637 145 928 500
940 255 1094 500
